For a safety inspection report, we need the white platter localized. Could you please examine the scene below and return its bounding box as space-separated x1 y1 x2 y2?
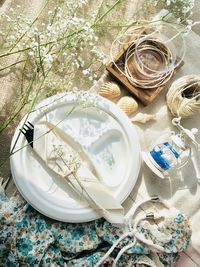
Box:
10 92 141 222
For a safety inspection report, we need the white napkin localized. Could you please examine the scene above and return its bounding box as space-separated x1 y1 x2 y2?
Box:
33 121 124 224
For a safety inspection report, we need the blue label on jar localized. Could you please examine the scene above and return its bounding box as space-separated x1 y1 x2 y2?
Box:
163 142 180 159
150 142 180 171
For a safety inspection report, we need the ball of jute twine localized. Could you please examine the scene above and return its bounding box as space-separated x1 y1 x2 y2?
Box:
167 75 200 118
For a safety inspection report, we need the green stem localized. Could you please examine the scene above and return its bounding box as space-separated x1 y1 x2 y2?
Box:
8 74 48 157
0 72 37 134
49 5 59 26
0 29 84 59
0 0 125 60
9 0 49 52
0 0 136 171
0 59 26 72
94 0 105 23
0 47 31 58
8 40 63 157
20 58 29 94
37 34 45 77
1 105 77 168
94 0 122 25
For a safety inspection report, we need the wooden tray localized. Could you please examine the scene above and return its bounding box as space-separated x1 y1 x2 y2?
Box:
106 37 183 105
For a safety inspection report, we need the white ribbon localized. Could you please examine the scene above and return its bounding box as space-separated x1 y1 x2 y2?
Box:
33 121 124 224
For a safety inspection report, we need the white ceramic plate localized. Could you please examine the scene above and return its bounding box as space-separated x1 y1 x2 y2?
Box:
10 92 141 222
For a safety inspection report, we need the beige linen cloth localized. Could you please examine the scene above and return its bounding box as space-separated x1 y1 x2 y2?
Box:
1 0 200 266
92 30 200 267
33 121 124 224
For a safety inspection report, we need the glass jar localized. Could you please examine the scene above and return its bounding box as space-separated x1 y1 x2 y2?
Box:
143 132 190 178
149 140 184 171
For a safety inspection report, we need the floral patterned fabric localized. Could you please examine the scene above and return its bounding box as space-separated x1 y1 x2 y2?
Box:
0 191 191 267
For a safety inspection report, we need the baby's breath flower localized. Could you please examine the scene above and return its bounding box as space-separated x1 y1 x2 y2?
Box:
0 0 111 100
28 51 34 56
82 69 89 75
150 0 195 27
44 54 53 64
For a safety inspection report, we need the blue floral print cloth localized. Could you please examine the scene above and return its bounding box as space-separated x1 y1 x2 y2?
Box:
0 191 191 267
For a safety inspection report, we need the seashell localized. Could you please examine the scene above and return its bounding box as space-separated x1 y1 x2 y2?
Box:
117 96 138 116
99 82 121 100
131 112 156 124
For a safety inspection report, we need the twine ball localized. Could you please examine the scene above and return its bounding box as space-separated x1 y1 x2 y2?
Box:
166 75 200 118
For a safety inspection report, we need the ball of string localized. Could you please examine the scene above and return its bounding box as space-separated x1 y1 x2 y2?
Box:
167 75 200 118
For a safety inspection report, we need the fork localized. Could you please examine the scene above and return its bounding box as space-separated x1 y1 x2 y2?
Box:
19 121 34 148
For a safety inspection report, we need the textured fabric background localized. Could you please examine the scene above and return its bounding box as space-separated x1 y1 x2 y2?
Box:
0 1 200 266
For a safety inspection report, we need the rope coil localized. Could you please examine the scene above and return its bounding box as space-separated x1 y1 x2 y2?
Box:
110 21 185 90
167 75 200 118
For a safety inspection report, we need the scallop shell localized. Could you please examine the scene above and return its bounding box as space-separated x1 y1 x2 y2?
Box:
131 112 157 124
99 82 121 100
117 96 138 116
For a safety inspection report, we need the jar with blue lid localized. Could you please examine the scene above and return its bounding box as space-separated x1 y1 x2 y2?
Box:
150 141 181 171
142 131 190 179
142 118 200 179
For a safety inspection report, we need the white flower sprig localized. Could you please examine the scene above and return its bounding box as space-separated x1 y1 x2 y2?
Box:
68 89 102 108
149 0 195 28
0 0 109 94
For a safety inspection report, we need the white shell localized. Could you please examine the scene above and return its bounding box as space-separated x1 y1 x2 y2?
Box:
131 113 156 124
99 82 121 100
117 96 138 116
